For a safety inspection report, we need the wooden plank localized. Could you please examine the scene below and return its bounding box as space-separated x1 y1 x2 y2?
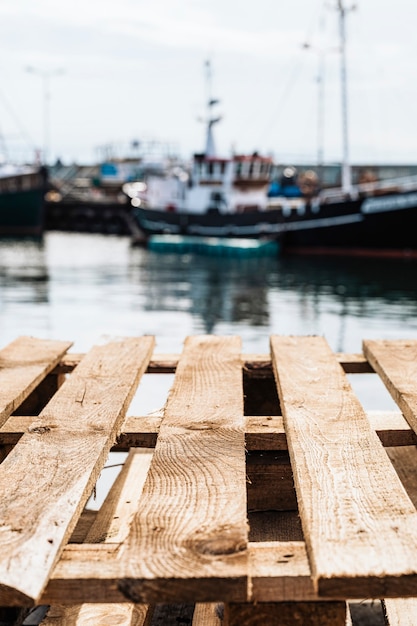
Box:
246 451 297 512
3 410 414 450
249 541 316 602
223 601 348 625
117 335 248 603
192 603 222 625
41 448 154 625
41 604 153 626
43 540 317 604
0 336 71 426
0 336 154 606
363 339 417 435
270 335 417 598
83 448 153 545
386 446 417 509
57 351 373 376
383 598 417 625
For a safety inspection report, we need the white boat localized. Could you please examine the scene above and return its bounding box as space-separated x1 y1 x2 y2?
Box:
124 62 276 244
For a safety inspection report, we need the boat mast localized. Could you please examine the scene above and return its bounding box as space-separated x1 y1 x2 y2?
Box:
203 60 221 157
338 0 353 194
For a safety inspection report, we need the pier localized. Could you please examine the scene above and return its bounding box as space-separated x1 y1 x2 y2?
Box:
1 335 417 624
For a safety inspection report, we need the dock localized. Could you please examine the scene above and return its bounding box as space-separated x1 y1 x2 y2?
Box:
1 335 417 624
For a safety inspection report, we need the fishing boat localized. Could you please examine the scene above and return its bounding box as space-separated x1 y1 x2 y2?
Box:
0 162 48 237
125 61 278 249
263 0 417 258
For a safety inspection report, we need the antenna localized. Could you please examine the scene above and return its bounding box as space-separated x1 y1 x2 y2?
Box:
336 0 356 194
202 60 221 157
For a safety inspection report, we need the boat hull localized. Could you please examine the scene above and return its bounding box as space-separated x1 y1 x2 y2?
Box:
0 173 46 237
133 190 417 257
132 206 284 240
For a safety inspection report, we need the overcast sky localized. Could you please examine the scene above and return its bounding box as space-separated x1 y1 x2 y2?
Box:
1 0 416 166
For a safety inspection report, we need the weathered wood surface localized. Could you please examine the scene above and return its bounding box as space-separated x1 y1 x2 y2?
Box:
2 410 415 450
270 335 417 598
223 601 348 626
44 336 248 605
117 335 248 603
0 336 71 427
192 603 222 625
41 449 154 625
56 351 374 375
0 336 154 606
4 334 417 619
364 339 417 436
383 598 417 625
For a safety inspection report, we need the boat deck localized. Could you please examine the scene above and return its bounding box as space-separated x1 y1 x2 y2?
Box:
1 335 417 624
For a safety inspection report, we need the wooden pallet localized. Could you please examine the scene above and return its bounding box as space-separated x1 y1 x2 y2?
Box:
1 335 417 625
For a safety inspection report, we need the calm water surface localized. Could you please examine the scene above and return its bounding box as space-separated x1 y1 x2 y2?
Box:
1 232 417 352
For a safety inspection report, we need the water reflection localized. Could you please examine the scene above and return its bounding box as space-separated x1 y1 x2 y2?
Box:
129 245 417 352
130 250 271 332
0 233 417 356
0 239 49 342
0 238 48 303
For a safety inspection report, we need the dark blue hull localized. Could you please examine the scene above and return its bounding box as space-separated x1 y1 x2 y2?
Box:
133 190 417 257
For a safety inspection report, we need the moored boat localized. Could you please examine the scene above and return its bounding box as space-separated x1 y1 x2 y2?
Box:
266 176 417 257
125 61 276 248
0 163 48 237
262 0 417 258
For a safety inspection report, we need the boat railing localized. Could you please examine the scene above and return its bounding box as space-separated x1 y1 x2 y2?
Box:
319 174 417 202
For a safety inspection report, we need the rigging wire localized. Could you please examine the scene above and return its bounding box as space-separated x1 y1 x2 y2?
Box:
254 0 330 154
0 86 37 160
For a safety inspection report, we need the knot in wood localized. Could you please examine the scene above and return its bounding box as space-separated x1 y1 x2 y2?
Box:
28 425 51 434
192 532 247 557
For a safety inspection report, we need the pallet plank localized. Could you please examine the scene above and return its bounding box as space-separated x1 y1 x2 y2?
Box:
363 339 417 435
270 335 417 598
223 601 348 625
0 336 154 606
192 603 222 625
383 598 417 625
0 336 71 427
116 335 248 603
41 604 153 626
3 410 414 450
41 449 154 625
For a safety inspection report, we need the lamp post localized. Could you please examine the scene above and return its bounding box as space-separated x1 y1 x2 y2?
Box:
26 66 65 165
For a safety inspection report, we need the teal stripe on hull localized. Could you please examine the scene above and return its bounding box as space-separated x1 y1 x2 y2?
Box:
148 234 280 257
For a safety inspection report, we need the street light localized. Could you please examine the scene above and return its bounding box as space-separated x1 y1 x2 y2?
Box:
26 66 65 165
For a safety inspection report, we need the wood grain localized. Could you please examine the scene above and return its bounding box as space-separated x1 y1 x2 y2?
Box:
0 336 154 606
3 410 414 450
0 336 71 426
41 449 154 625
363 339 417 435
117 336 248 603
270 335 417 598
223 600 348 625
192 603 222 625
